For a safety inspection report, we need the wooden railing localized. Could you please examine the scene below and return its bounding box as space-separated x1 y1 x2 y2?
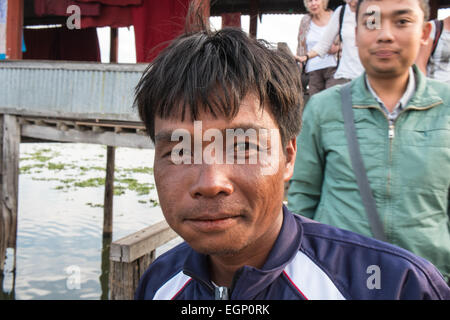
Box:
109 220 179 300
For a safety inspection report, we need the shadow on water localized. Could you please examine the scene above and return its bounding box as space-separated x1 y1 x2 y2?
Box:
1 232 112 300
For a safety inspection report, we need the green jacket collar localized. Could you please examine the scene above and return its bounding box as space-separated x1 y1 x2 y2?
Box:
351 65 443 110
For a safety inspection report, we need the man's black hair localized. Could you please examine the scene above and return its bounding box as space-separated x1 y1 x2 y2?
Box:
134 26 304 148
355 0 430 22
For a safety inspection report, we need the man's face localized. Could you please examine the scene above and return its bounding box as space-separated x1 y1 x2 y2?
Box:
355 0 431 77
153 94 296 257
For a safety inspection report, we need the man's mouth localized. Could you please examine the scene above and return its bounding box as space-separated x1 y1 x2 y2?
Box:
184 213 242 232
373 49 398 58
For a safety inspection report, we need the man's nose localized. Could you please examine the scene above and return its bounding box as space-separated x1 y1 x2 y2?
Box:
377 21 395 42
189 164 234 198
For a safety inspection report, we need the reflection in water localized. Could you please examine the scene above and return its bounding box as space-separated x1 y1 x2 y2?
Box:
1 143 164 300
1 251 16 300
0 272 15 300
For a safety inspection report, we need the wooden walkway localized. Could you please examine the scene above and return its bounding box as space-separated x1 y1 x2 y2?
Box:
0 60 180 300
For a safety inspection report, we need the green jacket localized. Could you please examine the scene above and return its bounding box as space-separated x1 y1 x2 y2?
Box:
288 66 450 281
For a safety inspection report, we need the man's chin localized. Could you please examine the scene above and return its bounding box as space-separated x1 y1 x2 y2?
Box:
186 237 250 257
190 242 244 256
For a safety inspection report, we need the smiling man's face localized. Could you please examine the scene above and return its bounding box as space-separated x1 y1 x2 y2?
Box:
152 93 296 258
355 0 431 78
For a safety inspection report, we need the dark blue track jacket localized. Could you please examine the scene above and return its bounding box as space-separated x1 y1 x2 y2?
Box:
135 206 450 300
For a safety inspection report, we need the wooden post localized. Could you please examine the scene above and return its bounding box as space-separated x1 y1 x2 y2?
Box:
109 220 178 300
5 0 24 60
103 146 115 236
249 0 259 38
429 0 438 20
0 115 20 272
110 28 119 63
102 27 119 237
192 0 210 19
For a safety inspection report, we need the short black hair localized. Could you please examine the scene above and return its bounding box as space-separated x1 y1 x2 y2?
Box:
134 27 303 148
355 0 430 22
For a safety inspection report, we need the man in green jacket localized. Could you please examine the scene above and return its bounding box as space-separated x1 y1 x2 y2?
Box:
288 0 450 282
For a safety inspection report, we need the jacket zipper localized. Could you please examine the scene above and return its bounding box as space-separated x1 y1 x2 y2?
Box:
352 102 441 239
183 269 231 300
384 103 441 197
353 103 441 194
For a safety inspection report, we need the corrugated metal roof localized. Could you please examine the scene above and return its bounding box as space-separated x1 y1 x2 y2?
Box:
0 60 147 121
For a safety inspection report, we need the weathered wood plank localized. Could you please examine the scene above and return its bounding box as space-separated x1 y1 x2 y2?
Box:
103 146 115 236
109 251 154 300
110 220 178 263
0 115 20 272
1 115 20 249
0 108 141 123
21 123 154 149
0 116 4 271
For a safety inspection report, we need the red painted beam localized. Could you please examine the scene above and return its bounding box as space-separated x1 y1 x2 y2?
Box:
6 0 24 60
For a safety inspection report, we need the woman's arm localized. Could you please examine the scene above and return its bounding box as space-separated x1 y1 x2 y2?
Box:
311 5 341 58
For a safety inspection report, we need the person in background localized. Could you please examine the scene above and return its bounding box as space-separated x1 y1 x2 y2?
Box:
295 0 339 96
416 15 450 83
133 8 449 299
297 0 364 85
288 0 450 284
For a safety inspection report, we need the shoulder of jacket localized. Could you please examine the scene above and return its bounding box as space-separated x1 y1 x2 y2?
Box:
135 242 189 299
295 216 448 298
304 85 343 116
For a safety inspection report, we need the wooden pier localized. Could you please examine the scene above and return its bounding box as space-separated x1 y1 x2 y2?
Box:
0 60 180 299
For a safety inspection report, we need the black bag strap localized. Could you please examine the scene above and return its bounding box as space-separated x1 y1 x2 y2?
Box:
340 83 387 242
430 19 444 59
338 5 346 43
335 5 346 68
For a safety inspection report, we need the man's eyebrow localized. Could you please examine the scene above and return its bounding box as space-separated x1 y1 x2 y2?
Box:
225 123 271 133
362 9 377 17
155 130 177 143
391 9 415 16
362 8 415 18
154 123 273 143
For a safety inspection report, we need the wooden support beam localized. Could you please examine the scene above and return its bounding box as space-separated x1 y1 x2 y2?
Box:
5 0 24 60
187 0 211 32
20 123 154 149
0 115 20 272
109 220 178 300
110 28 119 63
103 146 115 237
429 0 439 20
249 0 259 38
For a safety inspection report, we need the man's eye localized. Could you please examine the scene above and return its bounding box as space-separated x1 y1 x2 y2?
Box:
172 148 191 157
235 142 259 153
396 19 411 26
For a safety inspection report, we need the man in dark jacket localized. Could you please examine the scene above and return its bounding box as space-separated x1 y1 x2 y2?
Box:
133 21 449 299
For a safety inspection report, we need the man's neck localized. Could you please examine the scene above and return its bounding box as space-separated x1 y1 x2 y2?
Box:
366 71 410 113
209 211 283 288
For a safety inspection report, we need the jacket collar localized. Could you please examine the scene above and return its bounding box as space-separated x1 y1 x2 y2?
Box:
352 64 443 110
182 205 303 299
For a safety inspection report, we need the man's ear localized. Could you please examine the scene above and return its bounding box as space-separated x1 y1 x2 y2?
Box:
283 136 297 182
421 21 432 46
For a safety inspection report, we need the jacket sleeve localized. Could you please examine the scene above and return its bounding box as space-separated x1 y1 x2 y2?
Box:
287 97 325 219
